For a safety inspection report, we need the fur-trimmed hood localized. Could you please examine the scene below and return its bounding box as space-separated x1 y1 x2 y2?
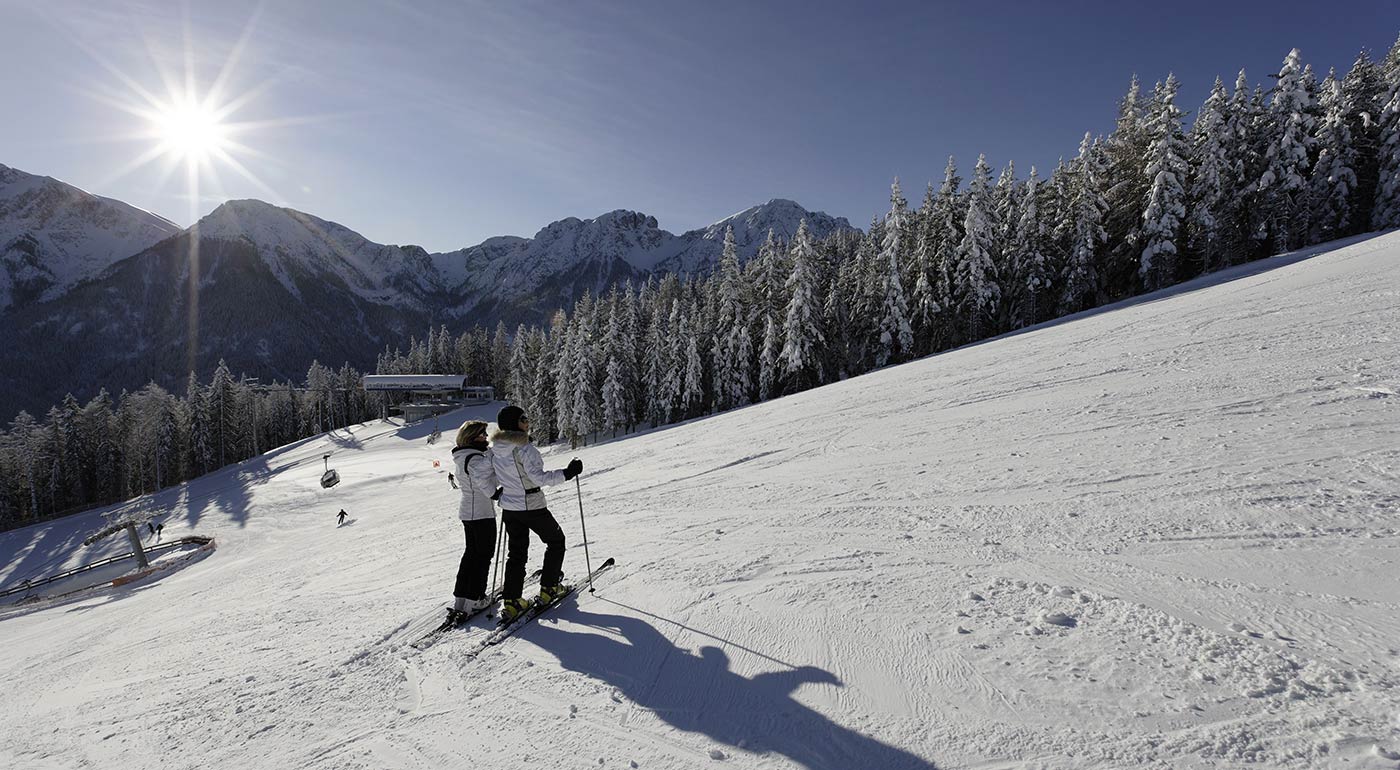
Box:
490 429 530 446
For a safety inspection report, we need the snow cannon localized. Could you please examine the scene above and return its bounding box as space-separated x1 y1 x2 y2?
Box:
320 454 341 489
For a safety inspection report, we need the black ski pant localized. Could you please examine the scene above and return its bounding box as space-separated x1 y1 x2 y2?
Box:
453 518 497 601
502 507 566 599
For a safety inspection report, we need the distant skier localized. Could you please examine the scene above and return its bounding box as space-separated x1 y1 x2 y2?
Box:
447 419 502 625
447 472 458 490
336 509 348 525
489 405 582 623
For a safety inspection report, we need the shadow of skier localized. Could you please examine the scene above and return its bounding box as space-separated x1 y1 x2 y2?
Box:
528 607 939 770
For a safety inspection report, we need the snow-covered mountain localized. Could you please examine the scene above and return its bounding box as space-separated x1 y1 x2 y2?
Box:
0 162 854 420
658 198 853 273
194 199 452 310
2 232 1396 769
0 163 180 311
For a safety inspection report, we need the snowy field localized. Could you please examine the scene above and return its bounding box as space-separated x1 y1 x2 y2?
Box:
2 232 1399 769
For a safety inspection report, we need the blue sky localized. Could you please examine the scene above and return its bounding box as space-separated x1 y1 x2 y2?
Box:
1 0 1396 251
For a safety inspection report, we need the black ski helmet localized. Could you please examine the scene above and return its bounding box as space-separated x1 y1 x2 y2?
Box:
497 405 526 432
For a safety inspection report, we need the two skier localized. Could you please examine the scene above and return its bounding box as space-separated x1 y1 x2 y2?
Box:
446 406 582 626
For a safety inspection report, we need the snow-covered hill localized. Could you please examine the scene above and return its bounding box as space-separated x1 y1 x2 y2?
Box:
0 163 179 311
3 231 1397 768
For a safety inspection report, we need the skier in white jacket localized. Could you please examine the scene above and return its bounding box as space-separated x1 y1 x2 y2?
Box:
446 419 501 625
489 405 582 622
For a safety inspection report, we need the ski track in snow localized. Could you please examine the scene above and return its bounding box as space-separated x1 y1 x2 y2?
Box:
2 233 1400 768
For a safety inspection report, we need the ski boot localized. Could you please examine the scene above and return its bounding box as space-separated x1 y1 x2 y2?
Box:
444 608 468 626
468 596 494 612
499 598 532 623
537 583 570 606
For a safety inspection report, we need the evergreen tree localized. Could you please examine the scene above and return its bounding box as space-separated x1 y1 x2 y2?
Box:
781 219 825 391
1187 76 1234 274
1258 49 1317 250
1012 167 1049 328
1310 68 1361 241
1140 74 1191 291
1102 77 1152 299
1340 50 1384 230
1373 35 1400 229
909 183 941 353
1061 133 1109 313
956 155 1000 341
875 178 915 366
928 156 964 349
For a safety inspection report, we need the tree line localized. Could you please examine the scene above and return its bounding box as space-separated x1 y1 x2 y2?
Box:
483 43 1400 447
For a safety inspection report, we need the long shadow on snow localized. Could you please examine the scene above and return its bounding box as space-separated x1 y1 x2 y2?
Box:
529 607 938 770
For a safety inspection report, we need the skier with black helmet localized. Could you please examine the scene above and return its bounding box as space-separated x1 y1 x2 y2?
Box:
489 405 583 623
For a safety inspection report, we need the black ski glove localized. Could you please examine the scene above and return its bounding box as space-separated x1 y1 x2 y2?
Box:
563 458 583 480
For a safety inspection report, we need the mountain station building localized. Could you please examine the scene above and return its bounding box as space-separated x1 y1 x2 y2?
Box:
361 375 494 422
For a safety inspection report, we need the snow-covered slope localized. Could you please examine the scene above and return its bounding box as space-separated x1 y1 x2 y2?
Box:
4 236 1398 768
0 163 179 311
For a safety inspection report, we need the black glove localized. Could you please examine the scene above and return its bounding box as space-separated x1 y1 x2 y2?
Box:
563 458 583 480
491 486 503 501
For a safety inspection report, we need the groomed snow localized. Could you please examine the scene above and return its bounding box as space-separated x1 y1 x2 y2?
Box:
1 232 1398 769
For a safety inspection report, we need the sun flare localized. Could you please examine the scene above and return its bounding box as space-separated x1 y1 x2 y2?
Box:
154 101 229 161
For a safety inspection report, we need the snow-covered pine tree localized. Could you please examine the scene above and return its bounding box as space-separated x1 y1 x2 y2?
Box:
1187 76 1233 274
1310 69 1361 242
1258 49 1318 250
1012 167 1049 328
551 310 575 444
875 178 915 366
662 299 686 424
928 156 964 349
1334 51 1382 232
1061 133 1109 314
569 293 599 446
682 300 706 418
642 292 668 427
1372 35 1400 229
711 227 746 412
210 360 239 466
993 162 1023 331
909 183 940 353
956 155 1001 341
508 324 533 407
491 323 510 394
1140 74 1190 292
782 219 825 391
532 323 559 443
1102 76 1152 300
758 314 782 402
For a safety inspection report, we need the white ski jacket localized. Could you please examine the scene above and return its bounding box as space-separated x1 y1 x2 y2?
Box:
488 430 567 511
451 446 499 521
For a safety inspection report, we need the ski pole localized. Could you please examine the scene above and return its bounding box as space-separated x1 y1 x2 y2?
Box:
574 470 594 592
491 510 506 597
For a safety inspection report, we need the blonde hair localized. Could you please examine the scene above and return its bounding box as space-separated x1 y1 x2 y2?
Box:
455 420 488 449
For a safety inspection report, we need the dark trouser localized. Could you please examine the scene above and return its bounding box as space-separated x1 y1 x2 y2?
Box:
502 507 566 599
453 518 497 600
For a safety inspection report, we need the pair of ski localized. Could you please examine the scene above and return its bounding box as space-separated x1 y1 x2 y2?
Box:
468 557 616 658
409 558 615 653
409 568 542 650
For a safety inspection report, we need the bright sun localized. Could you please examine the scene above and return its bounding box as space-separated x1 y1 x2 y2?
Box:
154 101 228 161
